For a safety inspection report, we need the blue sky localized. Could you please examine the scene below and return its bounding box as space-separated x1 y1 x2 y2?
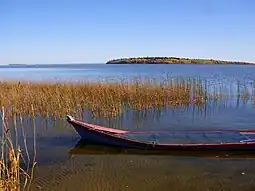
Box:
1 0 255 64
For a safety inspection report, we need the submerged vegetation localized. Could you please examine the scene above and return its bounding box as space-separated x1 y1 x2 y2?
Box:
106 57 254 65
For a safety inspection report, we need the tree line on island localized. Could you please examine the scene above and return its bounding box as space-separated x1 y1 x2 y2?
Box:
106 57 254 65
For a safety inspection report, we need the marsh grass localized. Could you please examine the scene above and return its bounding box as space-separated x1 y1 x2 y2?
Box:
0 78 253 118
0 106 36 191
0 78 208 118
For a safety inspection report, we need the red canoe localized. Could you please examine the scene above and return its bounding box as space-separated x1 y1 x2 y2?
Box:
66 115 255 151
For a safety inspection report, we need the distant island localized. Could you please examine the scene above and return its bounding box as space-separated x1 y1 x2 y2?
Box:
106 57 254 65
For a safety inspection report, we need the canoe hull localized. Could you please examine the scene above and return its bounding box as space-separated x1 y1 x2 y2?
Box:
69 120 148 149
67 115 255 151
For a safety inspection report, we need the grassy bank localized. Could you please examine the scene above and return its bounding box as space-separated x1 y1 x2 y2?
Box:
0 79 208 118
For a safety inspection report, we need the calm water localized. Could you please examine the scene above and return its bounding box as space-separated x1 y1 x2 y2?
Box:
1 63 255 83
1 64 255 190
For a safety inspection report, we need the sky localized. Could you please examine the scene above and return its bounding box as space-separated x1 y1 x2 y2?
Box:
1 0 255 64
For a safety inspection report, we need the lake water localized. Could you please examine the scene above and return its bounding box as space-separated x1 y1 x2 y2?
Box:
1 64 255 83
1 64 255 191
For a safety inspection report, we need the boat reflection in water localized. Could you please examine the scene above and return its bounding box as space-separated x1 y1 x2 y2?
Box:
69 139 255 159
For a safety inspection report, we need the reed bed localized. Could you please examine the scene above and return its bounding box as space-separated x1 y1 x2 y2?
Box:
0 79 207 118
0 78 253 118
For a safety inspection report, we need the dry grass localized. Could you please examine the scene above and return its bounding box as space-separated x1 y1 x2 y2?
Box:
0 79 253 118
0 79 206 118
0 107 36 191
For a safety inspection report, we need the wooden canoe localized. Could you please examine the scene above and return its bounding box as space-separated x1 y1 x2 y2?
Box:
66 115 255 151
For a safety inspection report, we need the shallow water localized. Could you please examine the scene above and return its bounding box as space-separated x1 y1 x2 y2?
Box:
3 104 253 191
32 155 255 191
1 64 255 190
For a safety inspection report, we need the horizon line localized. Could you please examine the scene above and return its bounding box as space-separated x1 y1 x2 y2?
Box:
1 56 255 65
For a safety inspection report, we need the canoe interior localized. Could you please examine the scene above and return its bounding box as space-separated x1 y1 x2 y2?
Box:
119 131 255 144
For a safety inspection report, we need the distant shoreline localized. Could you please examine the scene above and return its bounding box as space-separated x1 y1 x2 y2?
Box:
106 57 254 65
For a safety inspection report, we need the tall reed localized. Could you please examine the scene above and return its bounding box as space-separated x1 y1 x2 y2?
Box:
0 79 205 118
0 78 253 118
0 106 36 191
